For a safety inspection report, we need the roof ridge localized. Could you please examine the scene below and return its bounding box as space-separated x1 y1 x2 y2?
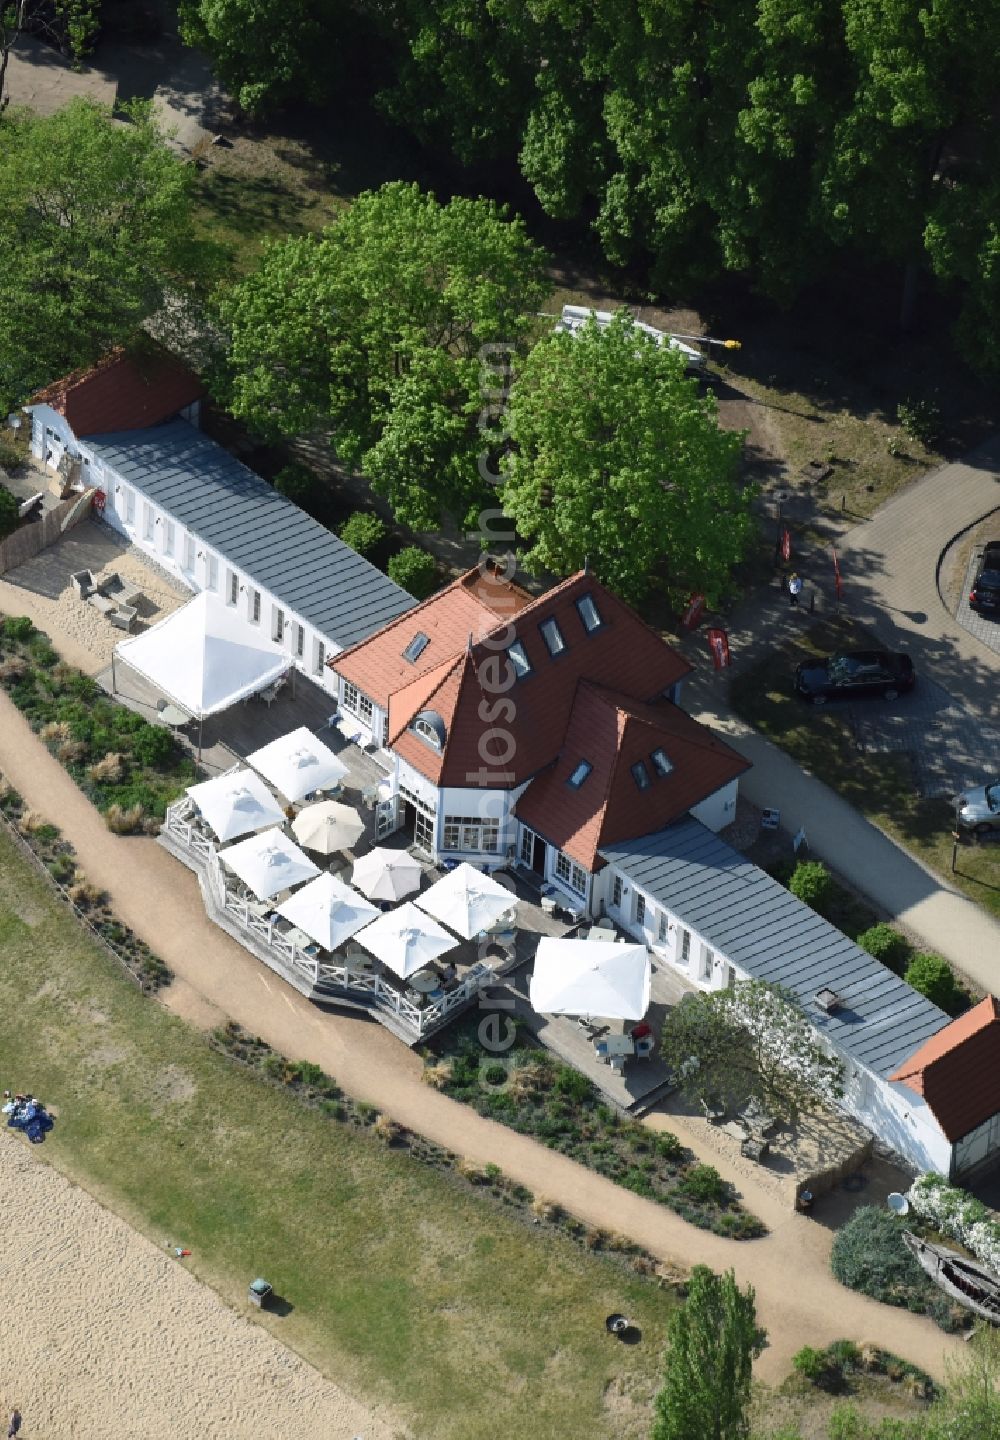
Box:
580 680 746 758
387 651 466 747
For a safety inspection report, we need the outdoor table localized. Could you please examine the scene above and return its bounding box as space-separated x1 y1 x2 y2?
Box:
158 703 190 727
594 1034 635 1062
409 969 441 994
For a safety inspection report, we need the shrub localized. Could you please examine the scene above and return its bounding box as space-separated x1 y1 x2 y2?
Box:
89 751 127 784
3 615 35 642
679 1163 727 1206
457 1158 489 1184
789 860 833 913
904 952 965 1014
830 1207 930 1310
387 546 438 599
373 1114 402 1144
909 1172 1000 1275
273 463 323 513
129 723 177 769
482 1061 508 1087
655 1130 684 1161
0 656 27 682
896 396 942 448
531 1195 562 1222
0 489 19 538
339 511 387 556
554 1064 593 1104
105 801 144 834
856 923 911 974
827 1339 860 1372
67 879 105 909
793 1345 827 1382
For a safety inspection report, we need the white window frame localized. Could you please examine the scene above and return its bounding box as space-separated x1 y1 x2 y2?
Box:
635 892 646 926
205 553 219 592
123 487 136 526
312 637 326 676
612 874 623 909
520 828 534 865
163 520 175 557
343 681 374 726
442 815 500 853
272 606 285 643
226 570 238 607
657 911 668 943
249 588 261 624
295 623 305 659
142 502 154 542
555 850 588 897
182 535 196 574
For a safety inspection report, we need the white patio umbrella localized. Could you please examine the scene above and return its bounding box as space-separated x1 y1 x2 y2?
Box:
276 872 379 951
529 937 651 1021
186 769 285 843
415 862 516 940
351 847 423 902
220 829 321 901
292 800 365 855
246 726 349 804
354 901 458 980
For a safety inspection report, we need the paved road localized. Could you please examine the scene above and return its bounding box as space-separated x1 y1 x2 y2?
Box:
0 690 960 1384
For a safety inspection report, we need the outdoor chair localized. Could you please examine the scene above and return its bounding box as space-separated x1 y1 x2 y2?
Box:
109 604 138 632
70 568 97 600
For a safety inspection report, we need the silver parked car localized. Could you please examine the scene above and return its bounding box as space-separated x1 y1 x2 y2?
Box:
955 779 1000 835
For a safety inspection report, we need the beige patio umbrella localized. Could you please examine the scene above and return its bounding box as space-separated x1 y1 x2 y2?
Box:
292 800 366 855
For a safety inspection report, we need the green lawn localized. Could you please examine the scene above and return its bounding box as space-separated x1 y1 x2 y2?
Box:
729 619 1000 922
0 831 673 1439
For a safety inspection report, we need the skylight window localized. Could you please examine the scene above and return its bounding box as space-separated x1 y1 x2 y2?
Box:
650 748 673 777
631 761 651 791
567 760 592 789
576 593 603 633
402 632 430 664
539 617 567 656
507 640 532 678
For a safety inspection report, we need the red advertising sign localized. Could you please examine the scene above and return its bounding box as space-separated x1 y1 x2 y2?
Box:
780 526 792 563
706 627 731 669
681 592 706 630
832 545 843 601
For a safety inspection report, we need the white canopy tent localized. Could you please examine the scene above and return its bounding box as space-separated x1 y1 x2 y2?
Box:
186 769 285 843
276 872 379 952
292 800 365 855
351 848 423 903
529 938 651 1021
219 828 320 901
415 862 516 940
113 591 289 756
354 902 458 980
246 726 349 804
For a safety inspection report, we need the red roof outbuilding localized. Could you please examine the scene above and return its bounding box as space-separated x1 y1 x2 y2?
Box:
30 346 203 437
890 996 1000 1142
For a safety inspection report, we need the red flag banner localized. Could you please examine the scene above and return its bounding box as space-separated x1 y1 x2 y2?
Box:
832 545 843 601
681 592 706 630
780 526 792 563
706 627 731 669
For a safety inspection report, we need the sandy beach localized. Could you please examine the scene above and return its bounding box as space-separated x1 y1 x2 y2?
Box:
0 1132 402 1440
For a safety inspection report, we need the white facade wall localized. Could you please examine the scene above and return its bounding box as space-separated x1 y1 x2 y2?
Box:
43 428 342 698
689 778 739 833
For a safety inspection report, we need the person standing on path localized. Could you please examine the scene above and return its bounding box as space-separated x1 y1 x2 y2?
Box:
787 572 803 607
8 1408 21 1437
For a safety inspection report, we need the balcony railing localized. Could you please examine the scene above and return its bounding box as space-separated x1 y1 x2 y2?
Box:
162 797 492 1038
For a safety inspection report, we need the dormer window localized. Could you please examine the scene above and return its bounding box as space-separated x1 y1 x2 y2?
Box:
650 748 673 777
507 640 532 678
539 617 566 656
576 593 603 633
567 760 592 789
412 710 446 750
631 761 651 791
402 632 430 664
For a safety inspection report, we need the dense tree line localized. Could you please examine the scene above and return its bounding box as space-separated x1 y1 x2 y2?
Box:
178 0 1000 365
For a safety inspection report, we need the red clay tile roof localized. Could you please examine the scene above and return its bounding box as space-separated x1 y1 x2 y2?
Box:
30 347 203 437
333 564 533 710
375 571 694 791
514 683 749 870
889 996 1000 1142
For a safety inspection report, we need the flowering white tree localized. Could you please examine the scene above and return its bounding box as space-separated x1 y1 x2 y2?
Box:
660 979 844 1126
909 1172 1000 1275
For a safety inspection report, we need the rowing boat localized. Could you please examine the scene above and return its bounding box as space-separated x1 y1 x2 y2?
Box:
903 1230 1000 1324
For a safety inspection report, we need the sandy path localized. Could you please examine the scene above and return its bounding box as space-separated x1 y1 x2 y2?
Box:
0 691 965 1388
0 1131 398 1440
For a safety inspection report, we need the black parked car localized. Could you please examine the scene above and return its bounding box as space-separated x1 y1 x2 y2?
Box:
795 650 916 705
969 542 1000 616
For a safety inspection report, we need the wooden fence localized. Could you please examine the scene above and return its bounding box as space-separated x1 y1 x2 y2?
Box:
0 489 95 576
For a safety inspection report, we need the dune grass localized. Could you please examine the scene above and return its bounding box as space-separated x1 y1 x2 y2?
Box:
0 829 673 1439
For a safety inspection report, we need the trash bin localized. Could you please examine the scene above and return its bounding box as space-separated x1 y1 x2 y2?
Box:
248 1278 272 1309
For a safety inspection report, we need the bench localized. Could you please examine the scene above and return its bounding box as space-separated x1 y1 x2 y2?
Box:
17 492 44 520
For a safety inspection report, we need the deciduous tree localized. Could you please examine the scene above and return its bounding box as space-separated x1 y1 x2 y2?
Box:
659 979 844 1125
217 181 549 529
653 1266 765 1440
499 312 750 605
0 99 208 410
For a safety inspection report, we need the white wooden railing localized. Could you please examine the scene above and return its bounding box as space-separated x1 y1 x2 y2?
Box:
163 798 490 1037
